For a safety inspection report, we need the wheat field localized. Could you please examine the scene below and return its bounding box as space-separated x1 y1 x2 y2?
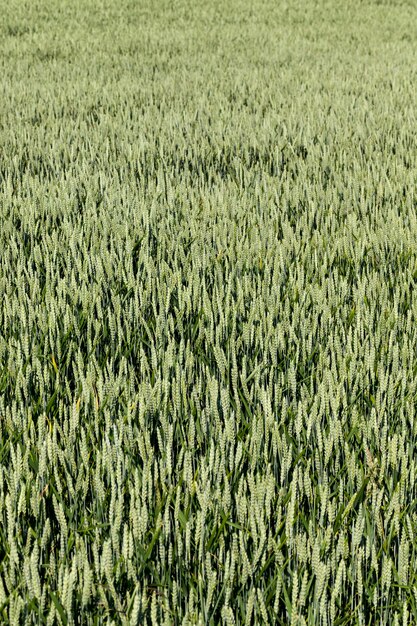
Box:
1 0 417 624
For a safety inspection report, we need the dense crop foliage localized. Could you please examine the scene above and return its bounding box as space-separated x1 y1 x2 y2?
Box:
1 0 417 624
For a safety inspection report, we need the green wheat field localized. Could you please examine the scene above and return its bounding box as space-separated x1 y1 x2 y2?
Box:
1 0 417 624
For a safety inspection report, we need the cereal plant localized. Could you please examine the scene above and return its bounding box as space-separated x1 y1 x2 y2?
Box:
1 0 417 624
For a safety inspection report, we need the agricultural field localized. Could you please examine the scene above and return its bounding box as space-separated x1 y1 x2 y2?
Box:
1 0 417 624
